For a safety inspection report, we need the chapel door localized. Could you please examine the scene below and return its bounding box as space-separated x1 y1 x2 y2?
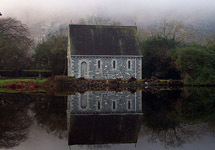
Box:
81 62 87 78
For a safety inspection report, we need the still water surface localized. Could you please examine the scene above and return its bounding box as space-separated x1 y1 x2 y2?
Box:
0 87 215 150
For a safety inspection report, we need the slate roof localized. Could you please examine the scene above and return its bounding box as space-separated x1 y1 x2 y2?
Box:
69 24 141 55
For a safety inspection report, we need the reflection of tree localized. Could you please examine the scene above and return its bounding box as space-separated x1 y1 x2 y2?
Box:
141 90 199 147
33 96 67 139
0 93 68 148
142 91 182 131
141 90 187 147
76 144 113 150
87 144 115 150
0 94 32 148
74 144 114 150
177 87 215 124
141 88 215 148
141 123 206 148
176 87 215 137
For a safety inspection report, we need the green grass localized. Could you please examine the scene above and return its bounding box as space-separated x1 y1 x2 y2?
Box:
0 78 47 87
159 79 170 82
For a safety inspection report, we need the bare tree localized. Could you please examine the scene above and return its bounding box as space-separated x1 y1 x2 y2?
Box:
77 16 121 26
0 17 33 70
139 20 193 42
0 17 32 46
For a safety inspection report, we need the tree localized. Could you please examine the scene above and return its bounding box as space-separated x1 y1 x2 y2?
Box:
207 37 215 53
140 36 181 79
34 29 67 75
0 18 32 70
173 44 215 85
139 20 193 42
139 20 193 79
78 16 121 26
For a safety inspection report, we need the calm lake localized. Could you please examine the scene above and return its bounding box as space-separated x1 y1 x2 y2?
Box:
1 87 215 150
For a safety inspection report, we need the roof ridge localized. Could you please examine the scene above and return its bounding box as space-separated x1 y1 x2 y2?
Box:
69 24 137 28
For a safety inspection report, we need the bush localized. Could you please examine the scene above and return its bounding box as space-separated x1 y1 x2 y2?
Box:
0 70 52 78
183 74 193 85
141 36 181 79
128 77 137 82
45 76 69 90
207 75 215 85
68 76 76 82
173 44 215 85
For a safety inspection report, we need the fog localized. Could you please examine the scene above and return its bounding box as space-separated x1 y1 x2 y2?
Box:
1 0 215 39
1 0 215 24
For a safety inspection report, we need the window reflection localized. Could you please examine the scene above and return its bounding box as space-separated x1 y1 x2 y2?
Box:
128 100 131 110
113 101 116 110
80 93 88 109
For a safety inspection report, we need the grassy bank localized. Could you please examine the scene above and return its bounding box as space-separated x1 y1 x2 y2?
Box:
0 78 47 88
0 77 182 94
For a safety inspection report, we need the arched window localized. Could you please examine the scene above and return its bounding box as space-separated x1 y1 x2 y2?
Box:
98 60 101 69
112 60 116 69
127 60 132 70
81 61 87 78
128 60 131 69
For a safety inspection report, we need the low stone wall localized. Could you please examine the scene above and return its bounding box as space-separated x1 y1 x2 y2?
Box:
45 76 183 93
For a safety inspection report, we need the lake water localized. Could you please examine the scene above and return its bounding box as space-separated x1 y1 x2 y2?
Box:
0 87 215 150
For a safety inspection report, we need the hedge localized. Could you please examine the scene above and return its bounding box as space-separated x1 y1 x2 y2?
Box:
0 70 52 78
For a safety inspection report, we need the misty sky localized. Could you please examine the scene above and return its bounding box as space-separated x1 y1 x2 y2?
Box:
1 0 215 25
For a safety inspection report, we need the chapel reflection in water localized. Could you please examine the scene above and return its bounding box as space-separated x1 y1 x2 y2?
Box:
67 91 142 146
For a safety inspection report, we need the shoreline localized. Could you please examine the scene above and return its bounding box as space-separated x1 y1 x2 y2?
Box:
0 77 214 94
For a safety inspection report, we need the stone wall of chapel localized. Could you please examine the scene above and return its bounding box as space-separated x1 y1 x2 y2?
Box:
69 56 142 79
